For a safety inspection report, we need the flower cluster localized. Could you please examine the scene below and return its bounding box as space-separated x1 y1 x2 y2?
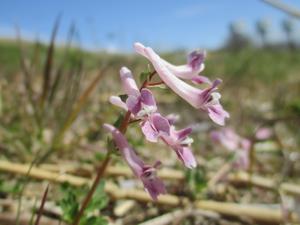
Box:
210 128 251 169
105 42 229 200
210 127 273 170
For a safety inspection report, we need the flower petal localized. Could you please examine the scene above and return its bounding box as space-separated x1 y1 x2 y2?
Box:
144 47 202 108
104 123 166 200
151 113 170 135
187 50 206 71
140 88 157 108
175 147 197 169
126 95 142 115
140 119 159 142
207 104 230 126
120 67 140 96
103 124 144 174
174 127 193 141
255 127 273 140
134 42 148 58
191 75 212 85
141 174 166 200
109 96 128 111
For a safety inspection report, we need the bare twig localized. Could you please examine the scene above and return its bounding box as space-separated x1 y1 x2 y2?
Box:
34 185 49 225
227 171 300 196
0 160 299 223
208 163 232 189
40 163 185 181
139 208 220 225
113 200 136 217
1 160 299 196
139 209 193 225
0 212 65 225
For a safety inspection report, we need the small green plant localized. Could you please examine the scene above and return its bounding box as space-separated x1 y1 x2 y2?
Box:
58 182 108 225
186 167 207 198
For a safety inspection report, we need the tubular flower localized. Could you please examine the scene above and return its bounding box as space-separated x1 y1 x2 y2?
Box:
103 124 166 200
211 128 251 169
134 42 210 84
162 126 196 169
140 113 197 168
109 67 157 117
136 45 229 126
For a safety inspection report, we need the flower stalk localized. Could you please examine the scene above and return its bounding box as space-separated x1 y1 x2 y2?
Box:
72 71 156 225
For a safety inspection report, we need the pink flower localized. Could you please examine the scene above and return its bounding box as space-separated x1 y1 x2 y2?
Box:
211 128 250 169
236 139 251 170
135 44 229 126
140 113 197 168
255 127 273 140
140 113 171 142
110 67 157 117
103 123 166 200
211 128 240 151
134 42 210 84
162 126 197 169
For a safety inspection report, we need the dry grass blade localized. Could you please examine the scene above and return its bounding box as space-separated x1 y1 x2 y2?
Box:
34 184 49 225
261 0 300 19
0 160 299 223
15 27 40 124
40 15 61 108
48 22 76 104
16 26 32 92
53 66 107 148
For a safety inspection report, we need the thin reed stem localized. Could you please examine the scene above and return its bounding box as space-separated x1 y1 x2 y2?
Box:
71 153 111 225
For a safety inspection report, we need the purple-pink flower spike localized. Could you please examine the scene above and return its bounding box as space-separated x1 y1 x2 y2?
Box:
105 42 232 198
136 44 229 126
109 65 197 169
103 123 166 200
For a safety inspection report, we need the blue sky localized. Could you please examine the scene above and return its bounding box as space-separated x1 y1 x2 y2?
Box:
0 0 299 52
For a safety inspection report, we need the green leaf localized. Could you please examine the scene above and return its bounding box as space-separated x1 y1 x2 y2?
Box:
139 71 151 83
106 137 116 153
79 216 108 225
186 167 207 195
94 152 106 161
86 181 108 213
59 184 79 223
0 179 22 195
113 113 125 128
